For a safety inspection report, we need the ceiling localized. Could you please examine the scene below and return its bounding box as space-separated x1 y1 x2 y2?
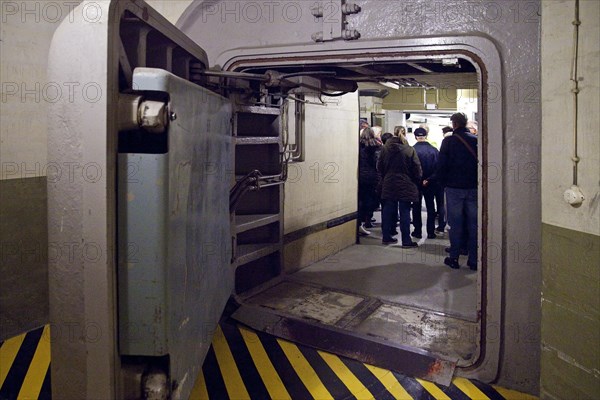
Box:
242 58 479 91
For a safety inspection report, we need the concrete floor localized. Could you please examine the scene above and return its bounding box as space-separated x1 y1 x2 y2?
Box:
240 209 481 367
293 211 479 321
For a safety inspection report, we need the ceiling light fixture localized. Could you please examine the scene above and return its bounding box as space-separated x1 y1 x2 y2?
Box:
379 81 400 90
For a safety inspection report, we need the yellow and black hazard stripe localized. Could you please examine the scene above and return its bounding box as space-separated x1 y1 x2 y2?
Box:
1 321 537 400
0 325 51 399
191 318 538 400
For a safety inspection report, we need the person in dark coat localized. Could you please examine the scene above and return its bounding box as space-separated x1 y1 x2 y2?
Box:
358 128 382 235
377 132 422 247
425 112 478 270
411 127 440 239
434 127 454 233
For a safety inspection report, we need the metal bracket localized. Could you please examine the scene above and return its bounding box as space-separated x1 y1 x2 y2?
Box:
311 0 361 42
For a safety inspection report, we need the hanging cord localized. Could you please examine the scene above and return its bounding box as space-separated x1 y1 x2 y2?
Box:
570 0 581 186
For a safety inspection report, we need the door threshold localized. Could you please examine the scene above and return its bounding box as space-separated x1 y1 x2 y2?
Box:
232 304 456 386
232 278 481 386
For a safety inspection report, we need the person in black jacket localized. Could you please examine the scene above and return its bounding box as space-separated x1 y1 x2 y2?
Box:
377 130 422 247
411 127 440 240
425 113 478 270
358 128 382 235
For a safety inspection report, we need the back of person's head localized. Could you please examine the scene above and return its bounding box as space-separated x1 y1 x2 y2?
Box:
414 127 428 138
360 127 379 146
450 112 468 128
442 126 453 134
361 127 374 139
393 126 406 137
381 132 393 144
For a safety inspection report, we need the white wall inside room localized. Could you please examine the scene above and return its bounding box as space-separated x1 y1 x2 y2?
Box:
541 0 600 236
284 92 358 233
457 89 478 123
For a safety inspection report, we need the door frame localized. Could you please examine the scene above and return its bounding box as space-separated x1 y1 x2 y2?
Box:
217 36 503 381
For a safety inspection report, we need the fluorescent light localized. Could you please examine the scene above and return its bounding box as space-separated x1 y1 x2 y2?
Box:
442 58 459 66
379 81 400 90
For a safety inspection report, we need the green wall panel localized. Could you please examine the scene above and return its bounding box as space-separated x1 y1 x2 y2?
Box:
541 223 600 399
0 177 48 340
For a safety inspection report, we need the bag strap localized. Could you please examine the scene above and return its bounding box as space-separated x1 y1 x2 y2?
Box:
454 133 478 161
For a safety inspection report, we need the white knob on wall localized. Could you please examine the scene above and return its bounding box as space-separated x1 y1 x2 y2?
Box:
564 185 585 206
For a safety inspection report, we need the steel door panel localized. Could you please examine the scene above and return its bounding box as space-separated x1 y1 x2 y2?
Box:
118 68 233 394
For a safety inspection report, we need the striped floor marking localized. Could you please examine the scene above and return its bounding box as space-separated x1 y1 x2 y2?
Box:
277 339 334 399
238 326 291 400
492 386 539 400
191 318 539 400
318 351 373 399
365 364 414 399
17 326 51 399
211 324 251 399
2 322 539 400
0 326 51 399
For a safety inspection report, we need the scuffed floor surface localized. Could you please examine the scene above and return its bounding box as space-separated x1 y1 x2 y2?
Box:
1 321 538 400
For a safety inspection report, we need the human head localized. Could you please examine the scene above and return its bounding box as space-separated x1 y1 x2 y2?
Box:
393 126 406 137
467 121 478 135
360 127 379 146
371 126 382 140
442 126 453 134
414 127 428 141
359 118 369 130
381 132 393 144
360 127 375 140
450 112 468 129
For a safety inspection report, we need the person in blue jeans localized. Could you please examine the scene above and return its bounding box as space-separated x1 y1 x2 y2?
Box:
425 113 478 270
377 130 422 247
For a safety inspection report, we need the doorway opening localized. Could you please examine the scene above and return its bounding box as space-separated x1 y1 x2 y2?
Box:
224 51 492 384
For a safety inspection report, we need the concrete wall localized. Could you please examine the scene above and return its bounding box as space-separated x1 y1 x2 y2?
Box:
284 93 358 233
283 93 358 272
0 0 192 340
0 0 84 339
541 0 600 236
540 1 600 398
144 0 192 24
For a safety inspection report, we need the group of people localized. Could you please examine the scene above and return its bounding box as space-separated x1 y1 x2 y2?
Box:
358 113 478 270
